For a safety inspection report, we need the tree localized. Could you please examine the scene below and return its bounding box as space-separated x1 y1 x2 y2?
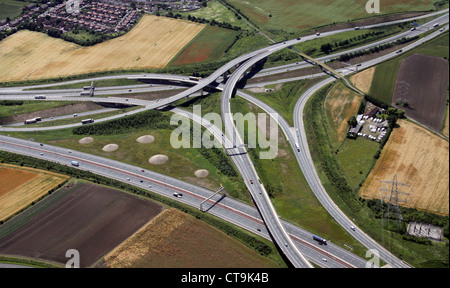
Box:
347 115 358 127
320 43 333 54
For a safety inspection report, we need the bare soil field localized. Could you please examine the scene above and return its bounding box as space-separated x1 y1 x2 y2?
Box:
393 54 449 132
0 164 69 221
0 15 205 82
103 208 280 268
0 182 163 267
360 120 449 216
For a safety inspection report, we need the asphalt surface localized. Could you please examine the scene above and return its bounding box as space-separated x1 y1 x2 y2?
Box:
0 9 448 268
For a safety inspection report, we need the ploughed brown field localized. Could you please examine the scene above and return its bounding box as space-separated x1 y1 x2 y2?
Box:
0 182 163 267
392 54 449 132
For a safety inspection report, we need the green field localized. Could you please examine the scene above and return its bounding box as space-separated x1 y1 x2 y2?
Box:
226 0 439 37
0 101 77 120
369 31 449 105
169 25 240 66
336 138 379 189
244 78 324 126
183 0 252 31
0 0 28 20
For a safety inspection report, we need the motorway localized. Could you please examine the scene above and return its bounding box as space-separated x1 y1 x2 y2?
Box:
0 10 448 268
221 50 313 267
0 134 364 268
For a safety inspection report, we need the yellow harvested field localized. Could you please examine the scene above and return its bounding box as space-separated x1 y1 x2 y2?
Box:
0 15 205 82
360 120 449 216
350 67 375 94
104 209 278 268
0 164 69 221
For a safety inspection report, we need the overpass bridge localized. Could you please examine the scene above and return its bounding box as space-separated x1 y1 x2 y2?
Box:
292 49 344 79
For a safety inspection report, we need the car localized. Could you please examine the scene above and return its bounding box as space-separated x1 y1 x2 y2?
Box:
141 169 145 172
351 226 356 231
40 152 44 156
322 258 327 262
250 179 253 184
68 150 72 153
128 89 132 92
316 32 320 36
40 143 44 146
126 177 130 181
257 228 261 232
140 180 144 183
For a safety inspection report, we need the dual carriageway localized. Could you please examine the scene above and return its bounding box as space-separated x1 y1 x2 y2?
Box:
0 10 449 268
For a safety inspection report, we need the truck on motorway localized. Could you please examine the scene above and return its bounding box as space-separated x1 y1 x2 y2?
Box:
34 95 46 99
295 143 300 152
189 76 200 81
71 161 79 167
24 118 37 124
81 118 94 124
313 235 327 245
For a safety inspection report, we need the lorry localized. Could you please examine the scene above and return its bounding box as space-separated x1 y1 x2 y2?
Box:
24 118 37 124
81 118 94 124
71 161 79 167
313 235 327 245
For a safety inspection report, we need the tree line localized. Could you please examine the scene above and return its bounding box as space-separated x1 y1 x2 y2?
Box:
72 109 172 135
